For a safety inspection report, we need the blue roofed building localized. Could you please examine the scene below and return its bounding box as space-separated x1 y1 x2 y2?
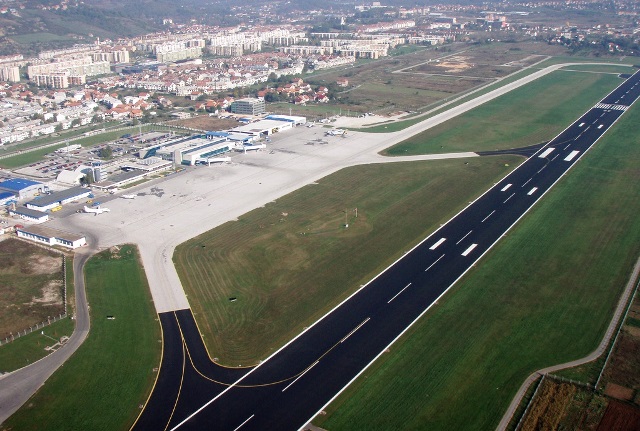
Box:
0 178 44 200
0 191 16 205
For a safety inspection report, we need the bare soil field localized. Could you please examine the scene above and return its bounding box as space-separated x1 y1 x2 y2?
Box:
0 238 65 339
597 400 640 431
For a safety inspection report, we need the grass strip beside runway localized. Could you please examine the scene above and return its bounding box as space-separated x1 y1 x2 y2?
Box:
383 71 622 155
174 156 520 366
2 245 161 431
317 88 640 430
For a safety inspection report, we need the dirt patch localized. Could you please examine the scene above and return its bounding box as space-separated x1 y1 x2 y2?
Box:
597 400 640 431
28 254 62 275
605 383 635 401
30 280 63 305
626 326 640 337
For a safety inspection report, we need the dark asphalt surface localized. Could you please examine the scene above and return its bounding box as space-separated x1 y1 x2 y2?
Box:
132 69 640 431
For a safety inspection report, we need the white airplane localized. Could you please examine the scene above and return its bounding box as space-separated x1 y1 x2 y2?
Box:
84 205 110 215
121 194 136 199
325 129 347 136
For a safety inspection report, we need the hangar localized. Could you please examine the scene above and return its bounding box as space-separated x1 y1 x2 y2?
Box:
25 186 91 211
0 178 44 200
265 114 307 126
229 119 293 137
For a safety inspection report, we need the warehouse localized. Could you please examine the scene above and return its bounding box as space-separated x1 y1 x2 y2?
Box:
9 207 50 223
265 114 307 126
16 224 86 249
25 186 91 211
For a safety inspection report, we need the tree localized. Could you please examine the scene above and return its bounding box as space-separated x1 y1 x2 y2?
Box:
99 145 113 159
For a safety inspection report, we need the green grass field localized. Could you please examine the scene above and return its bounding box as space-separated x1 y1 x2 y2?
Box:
1 245 160 431
174 155 521 365
316 95 640 431
383 71 621 155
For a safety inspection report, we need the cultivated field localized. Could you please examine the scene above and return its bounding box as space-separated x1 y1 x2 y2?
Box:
0 238 65 340
1 245 160 431
383 70 622 155
174 156 520 365
315 89 640 430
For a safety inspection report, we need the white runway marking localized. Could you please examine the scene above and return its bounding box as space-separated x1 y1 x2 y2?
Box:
551 154 559 161
425 254 445 272
522 177 533 187
340 318 370 343
564 150 580 162
482 210 496 223
538 148 555 158
503 192 515 204
282 362 319 392
501 183 512 192
527 187 538 196
388 283 412 304
233 415 255 431
579 122 585 127
429 238 446 250
598 124 604 129
461 244 478 257
456 230 473 245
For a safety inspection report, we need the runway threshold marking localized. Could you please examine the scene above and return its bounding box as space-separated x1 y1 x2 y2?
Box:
538 148 555 158
429 238 446 250
456 230 473 245
425 254 445 272
503 192 515 204
481 210 495 223
501 183 512 192
527 187 538 196
282 361 319 392
388 283 412 303
340 318 370 343
461 244 478 257
233 414 255 431
564 150 580 162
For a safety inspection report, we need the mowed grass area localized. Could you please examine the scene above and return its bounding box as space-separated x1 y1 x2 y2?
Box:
383 71 621 155
2 245 160 431
174 156 520 365
316 95 640 430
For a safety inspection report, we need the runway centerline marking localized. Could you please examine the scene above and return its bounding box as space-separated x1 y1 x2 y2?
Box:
522 177 533 187
551 154 559 161
564 150 580 162
388 283 412 303
461 244 478 257
538 147 555 158
429 238 446 250
503 192 515 204
456 230 473 245
527 187 538 196
598 124 604 129
481 210 496 223
501 183 512 192
425 254 445 272
579 122 585 127
282 361 319 392
340 318 370 343
537 165 547 174
233 415 255 431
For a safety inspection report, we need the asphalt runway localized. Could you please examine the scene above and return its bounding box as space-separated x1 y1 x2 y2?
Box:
129 68 640 430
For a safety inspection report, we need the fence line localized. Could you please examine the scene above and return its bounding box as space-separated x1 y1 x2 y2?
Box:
513 374 545 431
0 313 67 347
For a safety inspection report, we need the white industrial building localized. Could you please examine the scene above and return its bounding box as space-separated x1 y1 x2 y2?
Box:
25 186 91 211
16 225 87 249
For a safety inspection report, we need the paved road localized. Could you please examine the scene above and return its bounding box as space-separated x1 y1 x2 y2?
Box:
132 69 640 430
0 241 96 423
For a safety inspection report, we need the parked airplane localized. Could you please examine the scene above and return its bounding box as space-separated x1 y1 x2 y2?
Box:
84 205 110 215
325 129 347 136
121 194 136 200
